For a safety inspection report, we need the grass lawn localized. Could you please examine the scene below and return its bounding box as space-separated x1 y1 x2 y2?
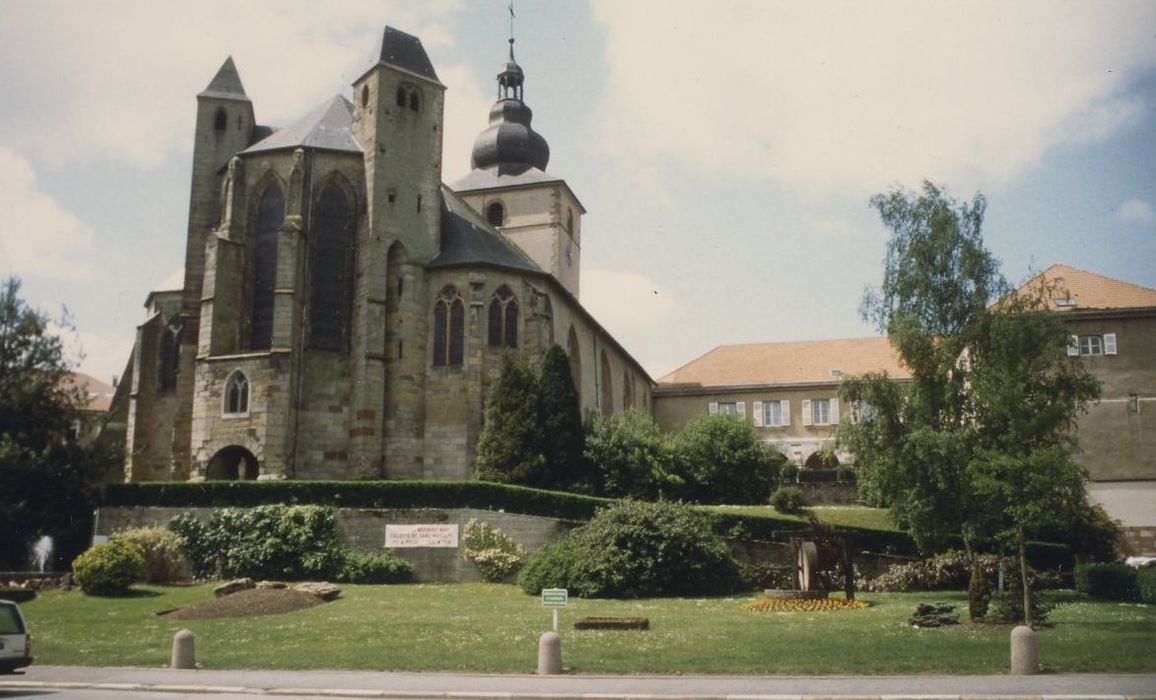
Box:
20 584 1155 674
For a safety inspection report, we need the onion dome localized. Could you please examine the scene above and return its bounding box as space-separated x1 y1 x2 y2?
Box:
468 39 550 172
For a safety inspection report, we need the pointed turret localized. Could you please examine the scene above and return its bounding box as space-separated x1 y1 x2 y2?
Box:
198 57 250 101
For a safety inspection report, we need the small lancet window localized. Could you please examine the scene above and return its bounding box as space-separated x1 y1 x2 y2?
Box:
223 371 250 415
361 85 370 107
396 87 407 107
158 318 184 394
486 201 505 227
487 285 519 348
213 107 227 131
409 90 420 112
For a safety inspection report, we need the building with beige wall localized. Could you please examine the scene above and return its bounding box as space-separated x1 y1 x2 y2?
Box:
652 264 1156 554
110 27 651 485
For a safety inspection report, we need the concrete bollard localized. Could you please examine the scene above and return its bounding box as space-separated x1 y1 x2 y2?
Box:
1010 625 1039 675
171 628 196 669
537 631 562 675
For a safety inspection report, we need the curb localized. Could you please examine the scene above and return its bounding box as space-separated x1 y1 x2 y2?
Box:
3 681 1156 700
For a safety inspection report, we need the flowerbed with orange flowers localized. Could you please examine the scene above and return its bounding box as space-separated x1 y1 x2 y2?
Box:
740 596 870 612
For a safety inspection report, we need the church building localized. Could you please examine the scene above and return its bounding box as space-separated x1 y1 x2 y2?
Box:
115 27 653 484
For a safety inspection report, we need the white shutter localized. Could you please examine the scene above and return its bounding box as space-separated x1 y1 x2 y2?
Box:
708 402 719 415
801 399 813 426
780 400 790 427
737 401 746 418
1104 333 1117 356
1067 335 1080 357
753 401 764 427
830 398 840 424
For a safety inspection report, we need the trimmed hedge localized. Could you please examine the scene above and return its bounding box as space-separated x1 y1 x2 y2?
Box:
104 480 611 521
1074 562 1139 601
102 480 917 555
1138 567 1156 604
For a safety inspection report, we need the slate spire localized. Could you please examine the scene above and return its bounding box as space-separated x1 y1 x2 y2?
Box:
198 56 249 101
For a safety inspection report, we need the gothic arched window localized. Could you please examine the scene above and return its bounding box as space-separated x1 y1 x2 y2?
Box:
158 318 183 394
487 285 518 348
600 351 613 416
409 90 420 112
432 286 465 367
250 183 284 350
396 87 406 107
213 107 227 131
223 371 250 415
309 182 354 351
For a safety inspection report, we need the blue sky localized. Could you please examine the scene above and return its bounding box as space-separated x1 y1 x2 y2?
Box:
1 0 1153 383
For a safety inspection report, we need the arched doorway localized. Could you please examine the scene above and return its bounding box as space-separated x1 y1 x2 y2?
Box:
206 446 259 480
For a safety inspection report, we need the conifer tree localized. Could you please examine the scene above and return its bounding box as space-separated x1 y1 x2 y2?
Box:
475 354 545 485
537 344 588 491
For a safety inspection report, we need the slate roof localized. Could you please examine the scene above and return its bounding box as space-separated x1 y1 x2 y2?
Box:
373 26 440 84
198 57 249 101
242 96 361 155
1017 263 1156 311
430 185 541 274
657 337 909 389
450 164 562 193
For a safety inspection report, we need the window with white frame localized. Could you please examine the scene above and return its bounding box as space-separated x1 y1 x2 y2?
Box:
801 398 839 426
753 399 791 428
1068 333 1117 357
708 401 745 418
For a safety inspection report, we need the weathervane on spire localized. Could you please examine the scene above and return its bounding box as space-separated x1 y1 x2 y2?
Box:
498 0 524 101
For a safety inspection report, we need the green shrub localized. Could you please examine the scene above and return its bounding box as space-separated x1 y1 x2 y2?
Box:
967 560 991 621
111 526 190 583
670 415 783 504
769 486 806 514
71 539 146 595
517 536 584 594
779 463 799 484
462 519 527 582
335 549 414 584
585 409 676 499
518 500 742 598
864 550 999 593
986 590 1053 625
737 562 794 590
168 505 345 580
1137 567 1156 604
1074 562 1139 601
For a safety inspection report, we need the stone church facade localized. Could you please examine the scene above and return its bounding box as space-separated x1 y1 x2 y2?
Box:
116 27 652 484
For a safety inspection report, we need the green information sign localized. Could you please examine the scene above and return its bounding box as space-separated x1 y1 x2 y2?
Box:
541 588 568 608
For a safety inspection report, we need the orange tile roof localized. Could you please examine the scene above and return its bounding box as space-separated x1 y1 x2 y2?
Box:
1018 263 1156 312
67 372 117 412
657 337 909 387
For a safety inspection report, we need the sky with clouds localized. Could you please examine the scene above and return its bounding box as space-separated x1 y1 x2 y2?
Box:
1 0 1153 383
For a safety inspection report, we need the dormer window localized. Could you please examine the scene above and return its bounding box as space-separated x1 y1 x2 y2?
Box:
486 201 505 227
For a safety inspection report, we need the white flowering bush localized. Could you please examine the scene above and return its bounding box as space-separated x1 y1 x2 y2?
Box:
463 519 526 582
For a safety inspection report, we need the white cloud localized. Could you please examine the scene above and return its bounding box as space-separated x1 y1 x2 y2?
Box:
0 146 95 281
1118 199 1156 227
0 1 465 168
590 0 1156 197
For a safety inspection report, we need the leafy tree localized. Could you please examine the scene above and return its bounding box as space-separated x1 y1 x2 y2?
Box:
967 281 1100 622
670 414 783 504
840 182 1003 558
537 345 589 491
475 353 546 486
841 183 1102 623
585 408 676 499
0 277 113 570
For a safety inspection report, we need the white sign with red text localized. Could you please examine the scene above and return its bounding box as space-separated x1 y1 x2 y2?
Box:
385 524 459 548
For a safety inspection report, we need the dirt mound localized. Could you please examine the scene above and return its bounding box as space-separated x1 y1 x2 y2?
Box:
161 587 323 620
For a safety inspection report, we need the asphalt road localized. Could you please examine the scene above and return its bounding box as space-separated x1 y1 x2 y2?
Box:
2 666 1156 699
